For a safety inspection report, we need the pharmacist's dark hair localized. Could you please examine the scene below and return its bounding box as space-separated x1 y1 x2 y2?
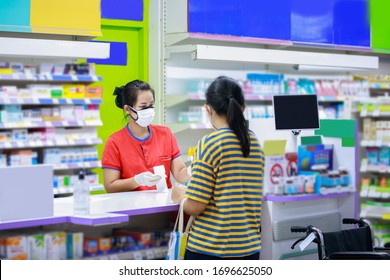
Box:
113 80 155 109
206 76 250 157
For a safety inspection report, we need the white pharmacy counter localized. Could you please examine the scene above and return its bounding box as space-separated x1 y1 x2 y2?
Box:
0 190 178 231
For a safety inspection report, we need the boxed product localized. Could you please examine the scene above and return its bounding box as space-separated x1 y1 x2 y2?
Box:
27 232 46 260
297 144 334 172
11 129 28 142
0 233 28 260
63 84 85 99
66 232 84 259
45 231 67 260
110 236 136 253
112 230 153 249
0 154 7 167
379 147 390 166
85 86 102 99
50 86 63 98
363 118 372 140
83 236 111 257
366 147 379 166
64 63 91 75
28 84 52 98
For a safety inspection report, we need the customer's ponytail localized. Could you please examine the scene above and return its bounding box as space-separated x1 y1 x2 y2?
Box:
206 76 250 157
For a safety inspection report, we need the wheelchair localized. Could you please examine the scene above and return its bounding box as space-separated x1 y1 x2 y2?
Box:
290 218 390 260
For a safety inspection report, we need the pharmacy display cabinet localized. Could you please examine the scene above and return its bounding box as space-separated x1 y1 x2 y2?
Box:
0 36 109 195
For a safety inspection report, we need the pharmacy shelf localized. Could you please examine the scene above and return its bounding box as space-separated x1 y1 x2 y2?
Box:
360 164 390 173
166 93 345 107
361 140 390 147
360 186 390 199
264 192 351 202
0 73 102 82
0 97 102 105
0 138 102 150
82 247 168 260
360 210 390 221
0 119 102 129
168 122 214 134
54 184 104 195
52 161 101 171
360 112 390 117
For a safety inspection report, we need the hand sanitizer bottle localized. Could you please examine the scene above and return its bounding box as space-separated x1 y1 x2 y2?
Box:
73 169 90 215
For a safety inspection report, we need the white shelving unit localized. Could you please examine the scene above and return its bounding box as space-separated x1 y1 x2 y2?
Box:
0 35 109 195
357 97 390 227
149 0 374 161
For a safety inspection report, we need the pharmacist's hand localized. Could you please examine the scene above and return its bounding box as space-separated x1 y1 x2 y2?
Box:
171 183 186 204
134 171 162 187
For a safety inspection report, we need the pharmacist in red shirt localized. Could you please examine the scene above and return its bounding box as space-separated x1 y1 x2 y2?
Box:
102 80 190 192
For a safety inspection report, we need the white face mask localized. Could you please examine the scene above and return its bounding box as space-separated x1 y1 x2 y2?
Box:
129 107 155 127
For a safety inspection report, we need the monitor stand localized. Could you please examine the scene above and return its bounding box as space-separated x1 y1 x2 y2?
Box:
291 130 301 150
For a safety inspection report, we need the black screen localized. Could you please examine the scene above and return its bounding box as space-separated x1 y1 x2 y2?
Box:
273 95 319 130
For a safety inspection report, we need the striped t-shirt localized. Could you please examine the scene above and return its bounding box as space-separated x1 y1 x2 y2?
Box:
186 128 264 258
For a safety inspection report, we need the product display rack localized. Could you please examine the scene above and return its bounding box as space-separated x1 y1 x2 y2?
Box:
357 97 390 225
0 74 104 194
0 191 178 260
0 33 108 196
149 1 365 161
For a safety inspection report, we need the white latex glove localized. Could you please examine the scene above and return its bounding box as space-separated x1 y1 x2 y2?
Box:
134 171 162 187
171 183 187 204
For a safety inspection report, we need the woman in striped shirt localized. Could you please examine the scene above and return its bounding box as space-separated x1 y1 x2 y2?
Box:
172 76 265 260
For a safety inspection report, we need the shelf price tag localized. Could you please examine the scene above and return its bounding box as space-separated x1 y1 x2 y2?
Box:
145 250 155 260
378 165 387 173
382 192 390 199
133 251 143 260
373 105 380 117
360 104 368 117
368 187 377 198
153 248 164 259
360 159 368 172
108 254 119 260
25 73 34 80
360 186 368 198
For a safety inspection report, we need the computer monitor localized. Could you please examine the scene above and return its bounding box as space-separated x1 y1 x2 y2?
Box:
273 94 320 131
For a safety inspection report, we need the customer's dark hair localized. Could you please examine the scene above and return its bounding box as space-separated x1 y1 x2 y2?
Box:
113 79 155 109
206 76 250 157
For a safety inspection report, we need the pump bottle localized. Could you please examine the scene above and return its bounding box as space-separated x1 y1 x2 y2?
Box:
73 169 90 215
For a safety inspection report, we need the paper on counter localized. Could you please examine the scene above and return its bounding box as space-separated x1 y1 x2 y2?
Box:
153 165 168 192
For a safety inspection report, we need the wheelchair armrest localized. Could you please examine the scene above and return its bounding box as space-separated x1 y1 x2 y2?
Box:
328 251 390 260
374 246 390 254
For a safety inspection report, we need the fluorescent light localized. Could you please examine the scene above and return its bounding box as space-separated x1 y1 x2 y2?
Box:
0 37 110 59
293 64 368 72
192 45 378 70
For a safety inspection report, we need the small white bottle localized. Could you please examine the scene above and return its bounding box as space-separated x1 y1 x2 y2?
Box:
73 169 90 215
